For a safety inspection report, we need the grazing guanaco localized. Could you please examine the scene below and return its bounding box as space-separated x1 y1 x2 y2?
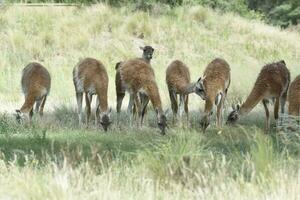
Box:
195 58 231 131
115 46 154 115
227 60 290 132
73 58 111 131
118 58 167 134
288 75 300 116
166 60 197 123
15 62 51 122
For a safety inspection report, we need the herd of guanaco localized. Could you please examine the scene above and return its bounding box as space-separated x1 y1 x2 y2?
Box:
15 45 300 134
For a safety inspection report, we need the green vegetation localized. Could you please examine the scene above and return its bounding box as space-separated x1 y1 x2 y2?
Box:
0 4 300 199
0 112 300 199
3 0 300 28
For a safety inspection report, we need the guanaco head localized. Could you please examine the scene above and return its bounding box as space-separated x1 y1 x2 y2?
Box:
195 76 207 100
100 108 112 132
156 109 168 135
226 104 240 125
140 46 154 61
15 109 27 123
115 62 122 70
200 111 213 132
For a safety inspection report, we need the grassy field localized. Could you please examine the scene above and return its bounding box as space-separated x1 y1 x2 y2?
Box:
1 4 300 199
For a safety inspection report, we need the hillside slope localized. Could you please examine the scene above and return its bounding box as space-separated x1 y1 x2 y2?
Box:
0 4 300 110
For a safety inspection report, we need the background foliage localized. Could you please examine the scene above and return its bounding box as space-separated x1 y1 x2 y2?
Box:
3 0 300 28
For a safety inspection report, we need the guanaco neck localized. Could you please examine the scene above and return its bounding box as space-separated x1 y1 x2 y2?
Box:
182 82 196 95
96 88 108 113
145 81 163 112
142 55 151 64
20 94 35 113
239 85 266 116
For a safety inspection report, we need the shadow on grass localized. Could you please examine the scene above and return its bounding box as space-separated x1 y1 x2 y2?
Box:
0 105 299 172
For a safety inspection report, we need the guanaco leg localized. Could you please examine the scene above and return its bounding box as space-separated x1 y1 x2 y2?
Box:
274 97 280 126
262 99 270 133
184 94 189 123
96 96 100 126
169 89 178 124
179 94 185 122
35 100 41 114
216 97 222 128
140 94 149 125
76 92 83 124
39 95 47 117
85 92 92 126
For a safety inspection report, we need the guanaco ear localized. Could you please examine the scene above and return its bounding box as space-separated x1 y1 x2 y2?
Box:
14 110 19 117
280 60 286 65
197 75 206 83
232 104 240 111
15 109 21 114
115 62 123 70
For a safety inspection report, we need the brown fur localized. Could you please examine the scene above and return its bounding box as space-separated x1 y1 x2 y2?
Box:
200 58 231 130
17 62 51 121
120 59 162 110
73 58 110 130
166 60 193 123
115 46 154 114
227 60 290 131
119 59 167 134
288 75 300 116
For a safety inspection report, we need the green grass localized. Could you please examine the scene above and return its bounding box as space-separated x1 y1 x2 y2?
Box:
1 4 300 199
0 113 300 199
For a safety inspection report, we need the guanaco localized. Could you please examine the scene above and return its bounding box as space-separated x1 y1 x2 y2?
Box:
288 75 300 116
227 60 290 131
73 58 111 131
118 58 167 134
166 60 197 123
115 46 154 115
15 62 51 122
195 58 231 131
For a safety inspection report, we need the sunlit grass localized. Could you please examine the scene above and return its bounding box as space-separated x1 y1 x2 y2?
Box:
1 4 300 109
